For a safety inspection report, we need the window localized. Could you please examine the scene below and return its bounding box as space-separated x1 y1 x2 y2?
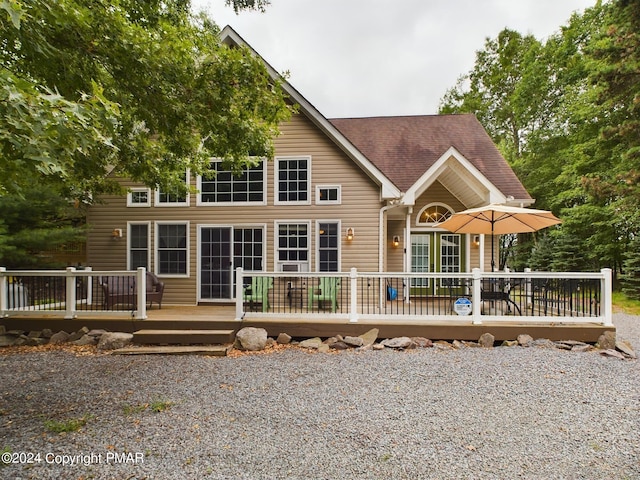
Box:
128 223 150 270
318 222 340 272
198 160 265 205
316 185 341 205
234 227 264 271
156 222 189 276
416 203 453 225
127 188 150 207
276 157 310 204
277 222 309 271
156 171 189 206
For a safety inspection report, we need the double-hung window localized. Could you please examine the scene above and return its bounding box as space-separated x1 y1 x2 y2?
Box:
276 156 310 204
128 222 150 270
318 221 340 272
156 222 189 276
276 222 309 271
198 159 265 205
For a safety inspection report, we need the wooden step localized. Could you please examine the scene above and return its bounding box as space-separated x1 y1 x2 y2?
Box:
133 329 235 345
112 345 231 356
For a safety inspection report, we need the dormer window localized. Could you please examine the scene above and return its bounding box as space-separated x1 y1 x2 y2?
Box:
417 203 453 226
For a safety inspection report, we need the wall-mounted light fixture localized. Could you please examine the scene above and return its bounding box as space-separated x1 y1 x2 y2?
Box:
111 228 123 239
346 227 355 241
473 235 480 247
392 235 400 248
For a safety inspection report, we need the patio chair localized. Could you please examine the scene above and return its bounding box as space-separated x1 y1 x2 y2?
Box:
308 277 340 312
146 271 165 309
100 275 136 309
243 276 273 312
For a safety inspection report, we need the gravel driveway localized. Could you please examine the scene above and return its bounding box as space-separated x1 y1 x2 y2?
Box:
1 314 638 480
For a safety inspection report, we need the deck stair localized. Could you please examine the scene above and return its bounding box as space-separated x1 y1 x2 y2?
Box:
132 329 235 346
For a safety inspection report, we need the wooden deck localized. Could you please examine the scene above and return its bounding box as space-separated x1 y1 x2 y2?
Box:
1 304 614 343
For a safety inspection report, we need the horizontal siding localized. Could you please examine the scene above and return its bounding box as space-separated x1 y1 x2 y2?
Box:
87 113 385 304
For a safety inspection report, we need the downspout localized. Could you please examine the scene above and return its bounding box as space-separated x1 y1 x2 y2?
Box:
379 199 402 272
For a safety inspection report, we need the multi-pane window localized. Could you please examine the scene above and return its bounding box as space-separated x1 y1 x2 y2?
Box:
316 185 341 205
128 223 149 270
234 228 264 271
157 223 188 275
411 234 431 288
417 203 453 225
199 160 265 204
318 222 339 272
277 223 309 270
156 171 189 206
127 188 150 207
276 157 310 204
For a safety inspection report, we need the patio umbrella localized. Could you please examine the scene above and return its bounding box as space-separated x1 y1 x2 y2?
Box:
437 204 562 271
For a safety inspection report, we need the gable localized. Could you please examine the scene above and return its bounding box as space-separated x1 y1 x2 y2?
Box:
330 115 532 206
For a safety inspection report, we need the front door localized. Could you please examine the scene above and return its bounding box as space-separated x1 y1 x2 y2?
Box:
411 233 462 295
199 226 264 301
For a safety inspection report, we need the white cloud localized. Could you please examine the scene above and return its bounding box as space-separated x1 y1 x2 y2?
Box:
192 0 597 117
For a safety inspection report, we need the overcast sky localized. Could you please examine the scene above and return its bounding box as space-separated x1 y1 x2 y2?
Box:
191 0 596 118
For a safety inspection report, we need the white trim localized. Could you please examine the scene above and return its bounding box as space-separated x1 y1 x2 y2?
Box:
315 185 342 205
220 26 402 201
196 159 267 207
315 220 342 272
126 188 151 207
274 220 312 272
154 220 190 278
416 202 455 227
274 155 312 205
126 221 151 270
403 147 506 206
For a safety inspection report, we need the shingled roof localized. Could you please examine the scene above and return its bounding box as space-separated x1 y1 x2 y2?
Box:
330 114 531 201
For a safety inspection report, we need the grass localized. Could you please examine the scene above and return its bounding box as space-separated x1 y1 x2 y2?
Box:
612 291 640 315
44 414 91 433
123 399 174 416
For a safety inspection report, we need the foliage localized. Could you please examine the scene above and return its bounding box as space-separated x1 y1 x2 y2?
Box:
621 235 640 300
44 414 91 433
439 1 640 276
0 0 292 201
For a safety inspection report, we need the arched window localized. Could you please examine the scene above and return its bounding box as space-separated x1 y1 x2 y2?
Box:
416 203 454 226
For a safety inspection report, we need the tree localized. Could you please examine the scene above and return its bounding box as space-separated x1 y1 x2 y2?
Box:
1 0 292 201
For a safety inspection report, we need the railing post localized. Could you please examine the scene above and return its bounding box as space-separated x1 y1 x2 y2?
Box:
85 266 93 306
65 267 77 319
235 267 244 321
136 267 147 320
0 267 7 316
349 267 359 323
601 268 613 326
524 267 532 309
472 268 482 324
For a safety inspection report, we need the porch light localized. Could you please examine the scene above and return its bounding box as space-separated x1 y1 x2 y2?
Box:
392 235 400 248
473 235 480 247
346 227 354 241
111 228 123 239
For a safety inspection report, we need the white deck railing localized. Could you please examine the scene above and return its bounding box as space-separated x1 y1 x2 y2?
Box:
0 267 147 320
236 267 613 326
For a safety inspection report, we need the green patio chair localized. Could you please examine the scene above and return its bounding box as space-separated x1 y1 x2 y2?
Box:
308 277 340 312
243 276 273 312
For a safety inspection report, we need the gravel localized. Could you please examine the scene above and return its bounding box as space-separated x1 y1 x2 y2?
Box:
1 313 638 480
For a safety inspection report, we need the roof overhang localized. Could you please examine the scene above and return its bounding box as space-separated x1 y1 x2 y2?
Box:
220 26 402 200
402 147 533 208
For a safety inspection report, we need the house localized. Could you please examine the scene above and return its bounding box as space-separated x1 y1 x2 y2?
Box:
86 26 533 306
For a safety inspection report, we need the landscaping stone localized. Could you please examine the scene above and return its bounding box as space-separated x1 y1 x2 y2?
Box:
73 334 98 346
411 337 433 348
478 333 495 348
532 338 555 348
329 341 349 350
0 335 15 347
571 344 593 353
235 327 268 351
49 331 70 344
501 340 518 347
358 328 379 347
597 331 616 350
343 336 364 347
97 332 134 351
317 344 331 353
299 337 323 349
600 349 626 360
517 334 534 346
276 332 292 344
381 337 415 349
615 339 636 359
68 326 90 342
41 328 53 339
